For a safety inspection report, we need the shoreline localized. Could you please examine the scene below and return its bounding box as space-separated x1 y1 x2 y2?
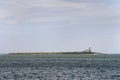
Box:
8 51 102 55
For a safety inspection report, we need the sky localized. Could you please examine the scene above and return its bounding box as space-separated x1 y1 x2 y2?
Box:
0 0 120 53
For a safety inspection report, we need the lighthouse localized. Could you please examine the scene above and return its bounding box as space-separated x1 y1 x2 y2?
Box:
89 47 91 53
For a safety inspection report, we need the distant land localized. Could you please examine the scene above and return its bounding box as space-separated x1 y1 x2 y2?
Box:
8 47 102 55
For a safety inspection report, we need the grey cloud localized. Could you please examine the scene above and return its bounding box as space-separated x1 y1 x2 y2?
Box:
62 0 116 4
0 0 120 25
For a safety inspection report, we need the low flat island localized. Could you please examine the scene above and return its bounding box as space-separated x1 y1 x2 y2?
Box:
8 48 102 55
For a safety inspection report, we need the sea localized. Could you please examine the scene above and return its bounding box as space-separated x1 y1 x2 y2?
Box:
0 54 120 80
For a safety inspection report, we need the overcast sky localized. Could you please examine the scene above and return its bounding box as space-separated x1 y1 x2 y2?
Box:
0 0 120 53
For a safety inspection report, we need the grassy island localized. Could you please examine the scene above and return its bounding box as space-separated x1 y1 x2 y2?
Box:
8 47 102 55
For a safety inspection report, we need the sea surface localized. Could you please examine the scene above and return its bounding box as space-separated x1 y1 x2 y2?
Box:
0 54 120 80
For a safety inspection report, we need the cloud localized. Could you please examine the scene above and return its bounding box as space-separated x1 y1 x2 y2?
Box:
0 0 88 24
0 0 120 25
33 0 87 9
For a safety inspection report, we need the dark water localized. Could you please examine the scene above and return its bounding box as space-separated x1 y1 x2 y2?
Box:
0 54 120 80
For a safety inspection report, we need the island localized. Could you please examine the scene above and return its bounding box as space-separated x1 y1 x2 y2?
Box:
8 47 102 55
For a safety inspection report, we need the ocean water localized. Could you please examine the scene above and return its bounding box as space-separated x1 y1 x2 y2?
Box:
0 54 120 80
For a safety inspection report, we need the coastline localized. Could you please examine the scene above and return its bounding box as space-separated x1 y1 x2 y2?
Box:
8 51 102 55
